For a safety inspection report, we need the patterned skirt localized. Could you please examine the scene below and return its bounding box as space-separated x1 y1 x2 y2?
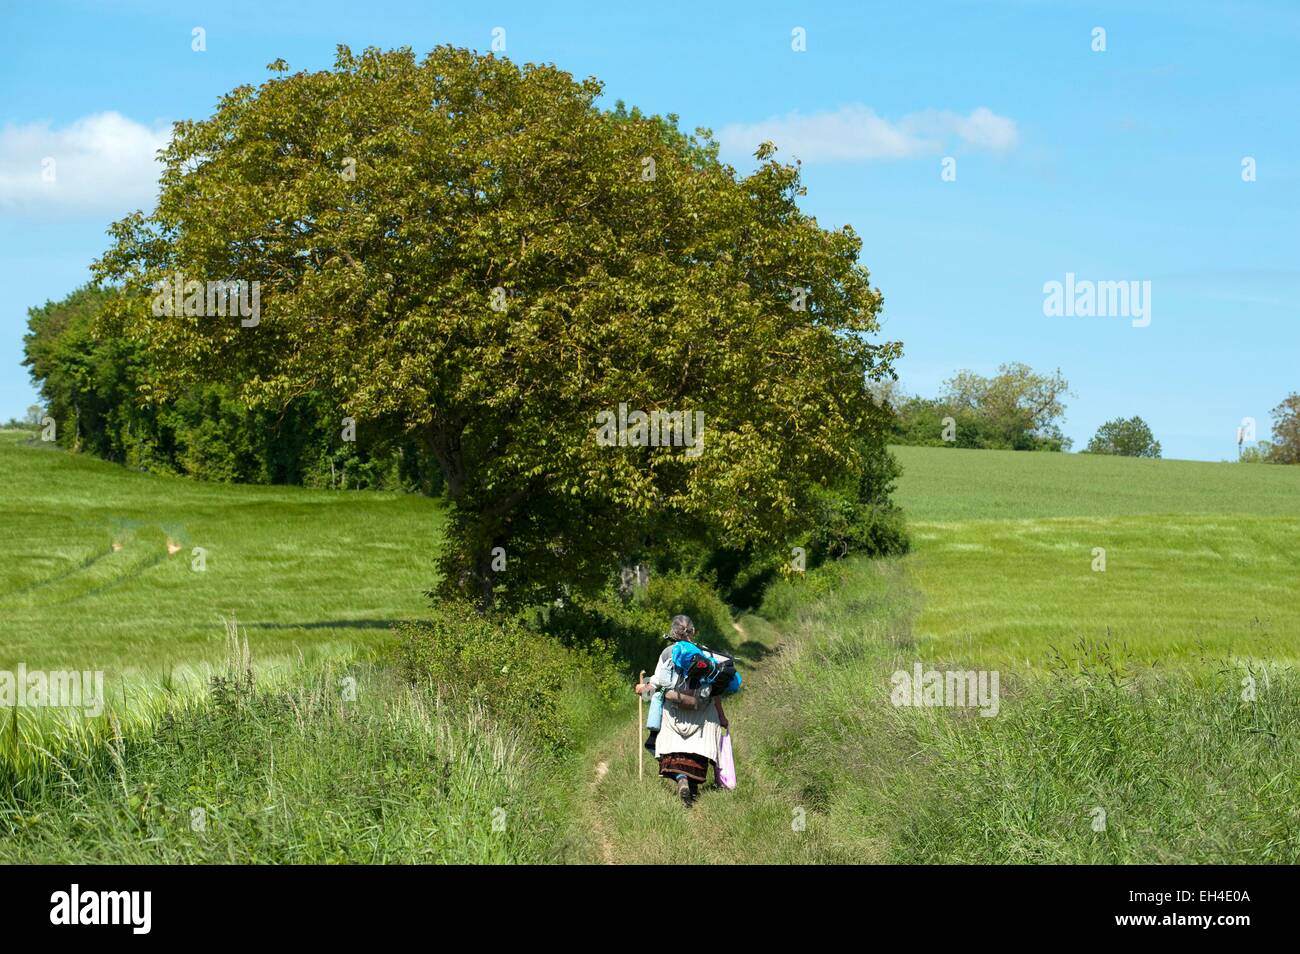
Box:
658 752 712 782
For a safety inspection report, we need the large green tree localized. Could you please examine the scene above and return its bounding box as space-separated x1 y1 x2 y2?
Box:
95 45 899 608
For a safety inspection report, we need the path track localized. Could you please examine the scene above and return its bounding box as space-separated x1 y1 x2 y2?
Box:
573 611 793 864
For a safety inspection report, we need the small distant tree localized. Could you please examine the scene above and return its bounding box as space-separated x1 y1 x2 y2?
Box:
885 365 1073 451
1239 440 1275 464
1085 416 1161 458
2 406 43 430
1269 393 1300 464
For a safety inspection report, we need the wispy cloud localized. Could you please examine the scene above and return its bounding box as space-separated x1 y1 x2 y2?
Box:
718 105 1018 164
0 112 170 217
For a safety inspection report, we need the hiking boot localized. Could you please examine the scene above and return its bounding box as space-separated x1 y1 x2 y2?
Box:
677 775 694 807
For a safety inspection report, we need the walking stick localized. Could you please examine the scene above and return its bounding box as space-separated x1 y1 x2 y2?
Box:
638 670 645 780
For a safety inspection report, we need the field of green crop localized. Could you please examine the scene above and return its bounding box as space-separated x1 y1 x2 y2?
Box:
891 445 1300 668
0 430 446 684
4 433 1297 863
891 445 1300 521
7 433 1296 682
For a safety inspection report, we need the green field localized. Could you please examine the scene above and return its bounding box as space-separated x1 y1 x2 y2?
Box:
6 433 1297 683
0 430 446 683
3 434 1298 863
892 444 1300 521
579 449 1300 863
891 445 1300 669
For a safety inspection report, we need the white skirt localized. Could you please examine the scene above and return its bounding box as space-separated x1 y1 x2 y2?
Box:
655 698 723 763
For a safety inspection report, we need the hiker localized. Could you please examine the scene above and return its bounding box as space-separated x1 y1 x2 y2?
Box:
634 614 738 806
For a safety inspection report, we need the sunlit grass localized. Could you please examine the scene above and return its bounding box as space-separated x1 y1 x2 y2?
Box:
892 445 1300 668
0 658 562 863
0 430 446 679
891 444 1300 522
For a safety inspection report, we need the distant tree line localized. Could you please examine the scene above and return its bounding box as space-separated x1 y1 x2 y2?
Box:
880 362 1073 451
1 405 43 429
22 284 444 493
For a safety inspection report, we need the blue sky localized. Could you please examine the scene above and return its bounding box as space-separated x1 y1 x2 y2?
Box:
2 0 1297 460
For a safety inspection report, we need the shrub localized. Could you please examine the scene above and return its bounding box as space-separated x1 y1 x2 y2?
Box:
807 441 910 564
638 574 735 647
532 599 661 677
808 494 909 564
529 572 737 680
395 602 621 752
1239 440 1275 464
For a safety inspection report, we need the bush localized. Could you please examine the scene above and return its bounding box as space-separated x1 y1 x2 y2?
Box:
1239 440 1275 464
638 574 735 647
808 494 909 563
22 284 444 494
529 572 738 684
395 602 621 752
807 441 910 564
757 556 858 621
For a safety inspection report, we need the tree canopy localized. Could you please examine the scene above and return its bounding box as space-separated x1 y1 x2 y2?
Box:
93 45 900 608
1267 393 1300 464
884 362 1072 451
24 284 440 489
1084 416 1162 458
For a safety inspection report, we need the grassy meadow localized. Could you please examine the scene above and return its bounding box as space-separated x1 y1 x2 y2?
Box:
575 447 1299 863
581 557 1300 863
891 444 1300 521
891 445 1300 669
3 432 1298 863
0 429 445 683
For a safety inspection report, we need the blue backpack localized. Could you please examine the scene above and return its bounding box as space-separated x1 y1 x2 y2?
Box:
669 640 742 697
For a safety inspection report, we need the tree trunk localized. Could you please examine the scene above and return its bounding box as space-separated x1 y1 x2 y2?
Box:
424 417 531 614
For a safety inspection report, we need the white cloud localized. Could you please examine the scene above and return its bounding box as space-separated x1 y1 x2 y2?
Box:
0 112 171 218
718 104 1019 164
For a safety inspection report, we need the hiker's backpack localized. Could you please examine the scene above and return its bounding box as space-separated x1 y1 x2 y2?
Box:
669 640 742 698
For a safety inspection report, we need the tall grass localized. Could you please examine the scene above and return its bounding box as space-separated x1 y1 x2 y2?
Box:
0 625 568 863
744 557 1300 863
897 655 1300 863
0 670 565 863
0 615 357 778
